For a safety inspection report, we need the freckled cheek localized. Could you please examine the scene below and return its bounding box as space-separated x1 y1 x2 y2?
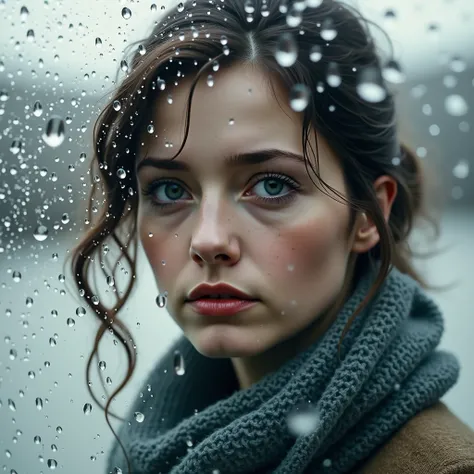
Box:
262 218 341 280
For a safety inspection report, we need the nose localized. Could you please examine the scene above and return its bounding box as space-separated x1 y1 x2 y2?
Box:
189 196 240 266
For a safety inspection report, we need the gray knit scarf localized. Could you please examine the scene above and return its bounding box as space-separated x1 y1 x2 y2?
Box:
107 266 460 474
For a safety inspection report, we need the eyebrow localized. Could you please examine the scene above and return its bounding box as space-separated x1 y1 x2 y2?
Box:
135 149 306 173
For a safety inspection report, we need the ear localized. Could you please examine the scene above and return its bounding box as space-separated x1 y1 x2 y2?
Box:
351 175 398 254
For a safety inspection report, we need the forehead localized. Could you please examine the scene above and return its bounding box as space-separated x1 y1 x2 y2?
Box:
137 63 302 162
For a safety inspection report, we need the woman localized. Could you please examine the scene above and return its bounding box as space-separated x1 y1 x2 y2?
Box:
68 0 474 473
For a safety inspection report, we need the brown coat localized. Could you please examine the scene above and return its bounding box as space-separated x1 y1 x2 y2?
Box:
355 402 474 473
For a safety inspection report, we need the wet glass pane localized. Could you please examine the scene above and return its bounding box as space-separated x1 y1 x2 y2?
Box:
0 1 473 473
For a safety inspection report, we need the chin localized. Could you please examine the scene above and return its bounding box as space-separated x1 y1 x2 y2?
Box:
189 325 267 358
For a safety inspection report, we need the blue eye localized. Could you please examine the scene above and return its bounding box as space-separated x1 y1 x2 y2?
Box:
140 172 300 209
141 180 190 208
250 174 298 203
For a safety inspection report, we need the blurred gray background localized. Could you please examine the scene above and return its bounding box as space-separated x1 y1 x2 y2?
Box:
0 0 473 473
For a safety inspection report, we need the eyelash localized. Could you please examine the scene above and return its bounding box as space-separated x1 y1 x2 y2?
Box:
140 172 301 210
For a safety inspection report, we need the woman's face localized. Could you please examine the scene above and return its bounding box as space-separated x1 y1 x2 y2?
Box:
136 63 356 358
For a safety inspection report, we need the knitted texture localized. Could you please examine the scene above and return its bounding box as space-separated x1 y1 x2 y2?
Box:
106 267 460 474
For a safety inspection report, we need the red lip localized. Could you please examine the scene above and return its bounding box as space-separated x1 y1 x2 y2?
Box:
186 283 256 302
188 299 258 317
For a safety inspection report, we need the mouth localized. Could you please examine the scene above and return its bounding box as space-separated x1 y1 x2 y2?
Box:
185 297 259 317
188 294 258 301
185 283 259 315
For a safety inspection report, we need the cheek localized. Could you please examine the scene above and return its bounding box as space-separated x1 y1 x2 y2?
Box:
140 226 185 286
262 211 349 282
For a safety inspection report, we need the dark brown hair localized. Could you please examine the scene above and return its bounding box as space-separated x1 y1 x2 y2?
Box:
65 1 442 472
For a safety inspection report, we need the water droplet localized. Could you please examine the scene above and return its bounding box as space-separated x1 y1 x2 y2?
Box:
121 7 132 19
177 2 184 12
429 124 440 136
98 361 106 371
156 293 168 308
174 350 185 375
83 403 92 415
95 37 102 47
356 66 387 103
306 0 323 6
33 100 43 117
453 159 469 179
10 138 22 155
444 94 468 116
120 60 129 72
36 397 43 410
450 55 466 73
287 264 295 271
286 403 321 437
229 118 235 125
107 276 115 287
167 94 173 104
220 35 228 45
275 32 298 67
155 78 166 91
289 84 311 112
33 224 49 242
207 74 214 87
443 74 457 89
20 6 29 21
12 271 21 282
76 306 86 317
147 124 155 134
244 0 255 13
286 7 302 27
42 116 65 148
67 318 75 327
322 458 332 468
47 458 58 469
321 17 337 41
117 168 127 179
326 62 341 87
27 29 35 41
8 399 16 411
279 0 288 13
134 411 145 422
111 100 122 113
309 45 322 62
382 59 405 84
384 8 396 19
0 90 9 101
